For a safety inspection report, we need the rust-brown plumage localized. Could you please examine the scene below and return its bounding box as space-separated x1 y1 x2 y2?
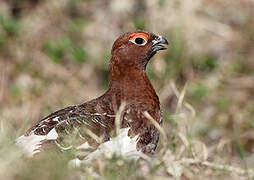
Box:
21 30 168 155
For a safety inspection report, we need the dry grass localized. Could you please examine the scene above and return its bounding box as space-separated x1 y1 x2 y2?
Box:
0 0 254 179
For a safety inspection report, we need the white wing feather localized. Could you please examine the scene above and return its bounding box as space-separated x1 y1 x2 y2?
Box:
16 128 58 157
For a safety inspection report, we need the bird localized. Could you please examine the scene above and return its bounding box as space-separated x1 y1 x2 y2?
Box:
16 30 169 161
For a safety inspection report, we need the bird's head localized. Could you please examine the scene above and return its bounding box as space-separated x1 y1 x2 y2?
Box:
110 30 168 71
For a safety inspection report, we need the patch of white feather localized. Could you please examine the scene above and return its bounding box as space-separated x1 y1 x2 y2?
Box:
46 128 58 140
52 117 59 122
76 142 92 150
16 128 58 157
69 128 143 167
87 128 141 160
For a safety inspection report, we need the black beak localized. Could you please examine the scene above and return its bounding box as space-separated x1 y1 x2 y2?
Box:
152 35 169 52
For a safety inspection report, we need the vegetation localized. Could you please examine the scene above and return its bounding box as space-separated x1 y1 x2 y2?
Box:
0 0 254 179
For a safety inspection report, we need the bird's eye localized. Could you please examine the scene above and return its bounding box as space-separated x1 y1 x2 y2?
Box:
135 37 145 45
130 37 147 46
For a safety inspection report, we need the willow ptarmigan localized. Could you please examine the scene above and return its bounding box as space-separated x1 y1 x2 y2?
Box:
16 30 168 162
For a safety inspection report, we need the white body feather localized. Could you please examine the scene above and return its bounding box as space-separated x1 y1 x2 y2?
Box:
70 128 143 167
17 127 142 165
16 128 58 157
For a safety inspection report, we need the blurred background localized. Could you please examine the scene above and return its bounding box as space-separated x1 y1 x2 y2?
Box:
0 0 254 179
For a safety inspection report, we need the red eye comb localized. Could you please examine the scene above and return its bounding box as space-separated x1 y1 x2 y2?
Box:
129 32 149 41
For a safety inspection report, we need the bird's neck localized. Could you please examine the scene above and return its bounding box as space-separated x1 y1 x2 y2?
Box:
106 64 159 107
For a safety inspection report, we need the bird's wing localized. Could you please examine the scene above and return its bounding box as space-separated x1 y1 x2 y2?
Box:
16 103 115 157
